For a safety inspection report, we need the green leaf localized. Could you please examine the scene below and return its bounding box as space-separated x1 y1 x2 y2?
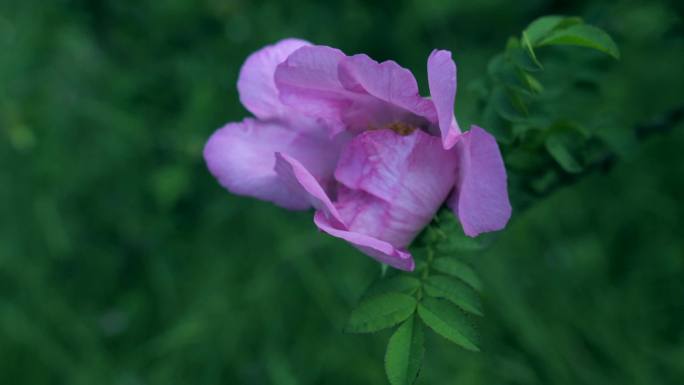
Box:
432 258 483 292
523 15 583 45
430 210 489 251
488 54 528 91
385 316 424 385
545 133 583 173
523 73 543 94
509 89 530 116
424 275 483 316
491 86 527 122
530 170 560 194
417 298 480 351
481 104 514 145
346 293 417 333
520 32 543 70
434 234 485 254
538 24 620 59
507 37 543 72
363 275 421 299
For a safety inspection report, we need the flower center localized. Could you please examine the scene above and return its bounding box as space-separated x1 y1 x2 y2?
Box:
386 122 417 136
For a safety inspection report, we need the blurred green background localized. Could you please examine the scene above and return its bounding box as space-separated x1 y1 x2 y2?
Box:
1 0 683 384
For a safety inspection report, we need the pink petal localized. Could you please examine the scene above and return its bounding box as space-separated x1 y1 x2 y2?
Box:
338 54 437 125
448 126 512 236
427 49 461 150
314 211 415 271
203 118 339 210
273 152 345 227
273 152 414 271
237 38 311 120
274 45 352 133
275 47 438 134
334 129 459 246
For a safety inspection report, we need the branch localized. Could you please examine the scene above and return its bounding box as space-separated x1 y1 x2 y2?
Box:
515 102 684 211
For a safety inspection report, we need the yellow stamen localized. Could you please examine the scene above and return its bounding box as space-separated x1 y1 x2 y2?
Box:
386 122 417 136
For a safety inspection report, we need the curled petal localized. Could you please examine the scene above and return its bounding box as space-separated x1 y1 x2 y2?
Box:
428 49 461 149
273 154 415 270
314 211 415 271
274 45 351 133
203 118 339 210
273 152 345 227
338 54 437 125
237 38 311 120
276 47 437 134
335 129 459 246
448 126 512 236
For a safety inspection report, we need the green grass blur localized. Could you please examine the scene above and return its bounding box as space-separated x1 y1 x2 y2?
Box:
1 0 683 384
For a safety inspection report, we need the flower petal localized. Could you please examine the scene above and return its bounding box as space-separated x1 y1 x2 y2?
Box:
275 47 437 134
338 54 437 125
273 152 414 271
314 211 415 271
203 118 339 210
274 45 351 133
448 125 511 236
428 49 461 149
238 38 311 120
273 152 345 227
334 129 458 246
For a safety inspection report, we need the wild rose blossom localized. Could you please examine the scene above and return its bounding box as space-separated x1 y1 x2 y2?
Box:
204 39 511 271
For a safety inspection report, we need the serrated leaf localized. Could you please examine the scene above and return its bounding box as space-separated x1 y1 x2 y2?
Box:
424 275 483 316
523 15 583 45
432 258 483 292
385 316 424 385
545 134 583 173
538 24 620 59
346 293 417 333
364 275 421 299
417 298 480 351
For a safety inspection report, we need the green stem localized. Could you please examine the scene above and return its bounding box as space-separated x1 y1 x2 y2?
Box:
416 240 437 302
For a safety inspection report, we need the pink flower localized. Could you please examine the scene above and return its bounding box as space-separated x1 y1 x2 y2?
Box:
204 39 511 271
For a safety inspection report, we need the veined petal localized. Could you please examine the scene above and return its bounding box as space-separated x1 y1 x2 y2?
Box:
428 49 461 149
273 152 345 227
274 45 352 133
338 54 437 125
334 129 458 246
448 125 511 236
273 142 417 271
275 47 437 134
203 118 339 210
314 211 415 271
238 38 311 120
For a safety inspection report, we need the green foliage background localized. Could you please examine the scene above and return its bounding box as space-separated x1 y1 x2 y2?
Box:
1 0 683 383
